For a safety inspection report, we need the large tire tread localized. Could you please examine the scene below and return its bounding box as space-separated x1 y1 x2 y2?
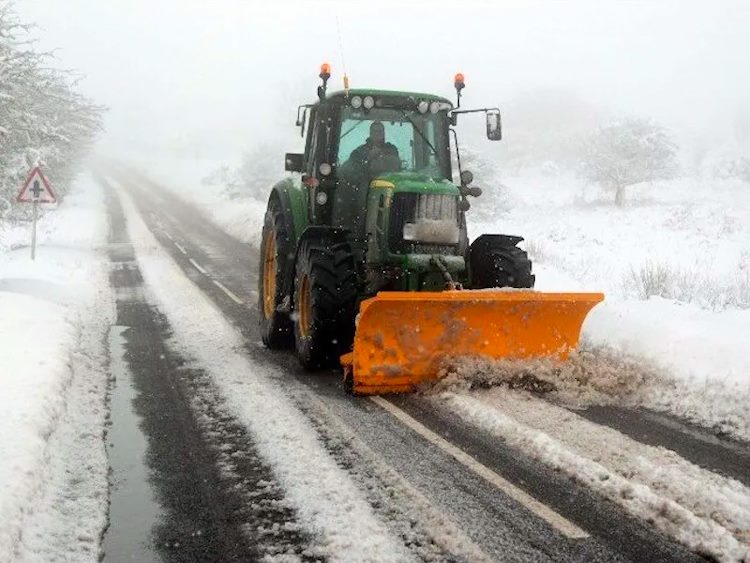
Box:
258 197 294 349
294 240 357 370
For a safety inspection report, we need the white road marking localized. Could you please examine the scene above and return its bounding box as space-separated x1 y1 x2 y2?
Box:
163 231 174 241
174 242 188 255
370 396 590 540
212 279 244 305
188 258 208 275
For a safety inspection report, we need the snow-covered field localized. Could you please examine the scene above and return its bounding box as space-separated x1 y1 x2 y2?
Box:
129 156 750 442
0 173 113 561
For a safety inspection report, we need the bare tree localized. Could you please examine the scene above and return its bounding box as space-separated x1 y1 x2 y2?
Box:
0 2 104 224
579 118 678 206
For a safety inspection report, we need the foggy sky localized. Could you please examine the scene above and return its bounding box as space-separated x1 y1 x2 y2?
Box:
16 0 750 158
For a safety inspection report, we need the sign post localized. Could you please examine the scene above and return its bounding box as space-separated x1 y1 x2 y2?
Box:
17 166 57 260
31 200 38 260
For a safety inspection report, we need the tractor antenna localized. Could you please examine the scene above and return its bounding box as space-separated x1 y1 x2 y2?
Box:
336 16 350 94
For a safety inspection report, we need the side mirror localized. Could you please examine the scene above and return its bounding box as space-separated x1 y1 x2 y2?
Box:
486 109 502 141
285 153 304 173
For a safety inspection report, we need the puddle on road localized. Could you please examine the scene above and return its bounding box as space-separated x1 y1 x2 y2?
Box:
102 326 163 562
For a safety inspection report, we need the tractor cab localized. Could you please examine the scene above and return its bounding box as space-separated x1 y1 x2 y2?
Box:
287 89 455 230
284 66 502 241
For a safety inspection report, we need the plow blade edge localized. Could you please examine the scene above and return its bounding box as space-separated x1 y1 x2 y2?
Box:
340 290 604 395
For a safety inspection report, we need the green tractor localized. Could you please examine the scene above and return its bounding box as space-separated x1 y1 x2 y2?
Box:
259 64 601 394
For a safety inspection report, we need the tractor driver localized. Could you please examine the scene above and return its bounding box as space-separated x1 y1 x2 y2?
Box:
348 121 401 177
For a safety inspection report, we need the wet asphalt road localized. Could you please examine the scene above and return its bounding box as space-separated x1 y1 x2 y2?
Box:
97 167 749 562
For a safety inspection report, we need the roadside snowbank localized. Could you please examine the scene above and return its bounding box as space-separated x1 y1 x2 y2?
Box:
0 172 113 561
114 181 412 562
433 338 750 443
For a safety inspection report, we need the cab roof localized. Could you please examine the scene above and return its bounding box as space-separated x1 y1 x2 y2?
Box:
324 89 453 106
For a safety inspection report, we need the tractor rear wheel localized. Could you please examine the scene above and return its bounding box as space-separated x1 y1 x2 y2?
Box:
469 235 535 289
258 197 294 349
294 239 357 370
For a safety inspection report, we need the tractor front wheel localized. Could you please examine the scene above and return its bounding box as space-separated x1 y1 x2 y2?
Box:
294 239 357 370
469 235 535 289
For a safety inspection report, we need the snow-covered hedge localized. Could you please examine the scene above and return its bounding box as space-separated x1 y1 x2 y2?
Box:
202 141 287 203
0 3 103 224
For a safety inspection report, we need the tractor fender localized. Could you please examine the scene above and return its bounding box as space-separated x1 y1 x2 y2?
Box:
269 177 308 242
470 234 524 254
282 226 351 305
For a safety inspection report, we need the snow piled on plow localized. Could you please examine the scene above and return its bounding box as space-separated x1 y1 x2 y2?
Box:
429 342 750 443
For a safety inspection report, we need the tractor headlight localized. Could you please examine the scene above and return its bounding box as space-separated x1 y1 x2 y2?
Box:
350 96 362 109
315 191 328 205
460 169 473 185
363 96 375 109
428 101 451 113
417 100 429 114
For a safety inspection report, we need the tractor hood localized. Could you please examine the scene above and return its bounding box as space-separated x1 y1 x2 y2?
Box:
369 172 460 196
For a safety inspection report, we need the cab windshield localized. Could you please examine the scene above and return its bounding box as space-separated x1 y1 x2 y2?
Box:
336 107 450 180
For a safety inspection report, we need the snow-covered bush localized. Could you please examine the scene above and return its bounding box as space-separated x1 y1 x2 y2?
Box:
0 3 104 225
235 143 286 200
625 261 750 310
579 118 679 206
708 154 750 183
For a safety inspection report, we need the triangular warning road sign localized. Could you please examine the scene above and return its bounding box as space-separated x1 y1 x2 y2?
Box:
17 166 57 204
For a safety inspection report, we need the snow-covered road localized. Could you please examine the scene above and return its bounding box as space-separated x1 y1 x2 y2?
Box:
99 167 747 562
2 166 748 562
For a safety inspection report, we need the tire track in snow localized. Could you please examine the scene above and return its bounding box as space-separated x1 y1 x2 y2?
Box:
370 396 588 539
293 391 495 562
473 390 750 550
435 390 750 563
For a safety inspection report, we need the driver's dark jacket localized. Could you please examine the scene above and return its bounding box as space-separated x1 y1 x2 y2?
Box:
349 138 399 168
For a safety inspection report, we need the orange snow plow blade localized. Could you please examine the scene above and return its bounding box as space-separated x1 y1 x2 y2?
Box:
340 290 604 395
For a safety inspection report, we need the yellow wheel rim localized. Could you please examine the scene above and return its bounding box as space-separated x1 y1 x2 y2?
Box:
262 231 277 319
299 274 312 338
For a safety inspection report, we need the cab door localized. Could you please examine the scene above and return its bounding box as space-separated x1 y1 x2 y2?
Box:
303 104 335 225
